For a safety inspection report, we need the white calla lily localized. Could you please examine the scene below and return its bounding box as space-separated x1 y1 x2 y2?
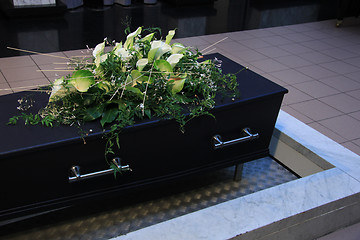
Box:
136 58 148 71
95 53 109 67
93 41 105 58
124 27 142 49
171 43 186 54
114 48 131 61
165 29 176 45
113 42 122 51
148 40 172 62
167 54 183 68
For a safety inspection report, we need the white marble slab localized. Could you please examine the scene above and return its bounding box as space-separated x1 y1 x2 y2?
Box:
110 110 360 240
12 0 55 6
276 111 360 182
113 168 360 240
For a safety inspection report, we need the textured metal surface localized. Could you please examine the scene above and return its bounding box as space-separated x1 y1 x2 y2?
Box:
0 157 297 240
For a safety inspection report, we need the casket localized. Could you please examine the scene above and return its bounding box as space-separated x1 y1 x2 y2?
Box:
0 53 287 222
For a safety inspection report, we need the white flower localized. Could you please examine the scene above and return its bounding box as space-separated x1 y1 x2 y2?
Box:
136 58 148 71
171 43 186 54
93 41 105 58
114 48 131 61
124 27 142 49
95 53 109 67
148 40 171 62
167 54 183 68
165 29 176 45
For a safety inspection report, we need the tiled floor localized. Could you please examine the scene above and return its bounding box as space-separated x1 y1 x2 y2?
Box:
0 17 360 239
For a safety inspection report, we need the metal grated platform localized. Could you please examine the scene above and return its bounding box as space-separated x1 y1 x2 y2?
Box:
0 157 298 240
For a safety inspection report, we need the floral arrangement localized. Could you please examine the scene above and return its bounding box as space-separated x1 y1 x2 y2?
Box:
9 27 238 170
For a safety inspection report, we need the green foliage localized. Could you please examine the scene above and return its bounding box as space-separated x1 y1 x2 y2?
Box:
9 27 239 173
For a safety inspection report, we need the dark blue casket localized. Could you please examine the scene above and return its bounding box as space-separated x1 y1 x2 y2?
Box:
0 54 287 221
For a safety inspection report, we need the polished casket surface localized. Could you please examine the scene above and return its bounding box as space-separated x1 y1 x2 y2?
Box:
0 53 287 221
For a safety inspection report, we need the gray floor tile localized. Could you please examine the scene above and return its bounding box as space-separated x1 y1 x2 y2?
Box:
270 69 313 85
274 55 312 68
230 49 268 62
215 41 248 53
296 65 338 79
343 57 360 68
281 105 314 124
198 34 233 44
293 80 339 98
0 55 35 70
248 29 274 38
322 48 358 60
246 64 265 75
321 37 358 48
347 89 360 100
319 76 360 92
349 111 360 121
298 51 335 64
255 46 291 58
1 65 45 82
320 61 360 75
239 38 272 49
225 31 255 41
319 94 360 114
281 85 313 105
282 32 314 43
174 37 209 49
308 122 347 144
345 71 360 83
30 52 70 66
249 58 288 73
63 49 92 58
261 73 288 87
300 39 334 51
353 139 360 147
302 30 332 40
290 99 342 121
261 35 293 46
342 44 360 55
279 43 313 54
318 115 360 141
0 71 6 84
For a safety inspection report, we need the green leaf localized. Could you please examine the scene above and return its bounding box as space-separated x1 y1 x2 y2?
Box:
100 107 119 127
7 116 19 125
69 70 95 93
165 29 176 45
141 32 155 42
144 109 151 118
154 59 172 77
116 135 121 149
84 105 105 121
125 86 144 98
130 70 150 84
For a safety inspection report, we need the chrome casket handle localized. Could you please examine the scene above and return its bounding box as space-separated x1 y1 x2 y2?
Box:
212 128 259 150
69 157 131 183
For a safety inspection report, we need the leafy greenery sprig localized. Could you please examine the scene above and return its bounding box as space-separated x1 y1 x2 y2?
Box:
8 27 238 172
